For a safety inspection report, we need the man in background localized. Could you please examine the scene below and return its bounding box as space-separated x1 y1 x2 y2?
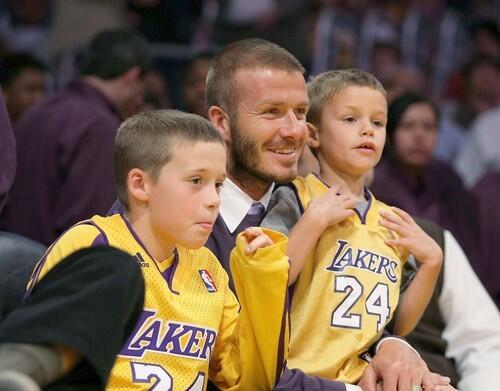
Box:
1 28 151 245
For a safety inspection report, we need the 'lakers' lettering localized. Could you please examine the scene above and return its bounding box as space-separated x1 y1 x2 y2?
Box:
120 310 217 361
326 240 398 283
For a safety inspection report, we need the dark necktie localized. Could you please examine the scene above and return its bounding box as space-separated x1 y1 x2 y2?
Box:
235 202 266 234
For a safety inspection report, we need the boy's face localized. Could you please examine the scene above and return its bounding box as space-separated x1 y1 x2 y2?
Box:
147 141 226 250
393 102 438 168
316 85 387 177
228 68 309 184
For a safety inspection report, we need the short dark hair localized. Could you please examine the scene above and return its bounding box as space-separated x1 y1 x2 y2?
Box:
113 110 224 209
78 29 151 80
0 52 46 87
206 38 305 116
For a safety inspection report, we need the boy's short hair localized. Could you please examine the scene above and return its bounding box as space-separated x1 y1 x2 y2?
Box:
206 38 305 117
307 69 386 126
113 110 224 209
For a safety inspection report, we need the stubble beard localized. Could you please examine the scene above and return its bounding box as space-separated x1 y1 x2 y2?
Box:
229 118 297 186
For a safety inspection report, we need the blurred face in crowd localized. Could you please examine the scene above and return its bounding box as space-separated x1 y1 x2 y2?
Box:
183 57 211 117
227 68 309 190
4 67 47 123
393 102 438 169
117 67 147 119
467 62 500 113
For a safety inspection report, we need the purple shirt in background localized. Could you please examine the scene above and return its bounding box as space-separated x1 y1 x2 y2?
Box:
1 80 121 245
0 89 16 214
371 157 481 268
472 172 500 308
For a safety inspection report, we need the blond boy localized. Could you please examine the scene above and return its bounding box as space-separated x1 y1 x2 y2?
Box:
262 70 443 387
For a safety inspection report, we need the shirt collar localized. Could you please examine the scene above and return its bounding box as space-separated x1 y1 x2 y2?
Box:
219 177 275 233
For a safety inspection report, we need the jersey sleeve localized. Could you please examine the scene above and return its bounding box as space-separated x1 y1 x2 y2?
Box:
261 185 302 236
27 223 103 292
209 228 290 390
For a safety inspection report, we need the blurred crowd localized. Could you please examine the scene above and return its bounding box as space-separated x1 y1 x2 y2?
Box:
0 0 499 307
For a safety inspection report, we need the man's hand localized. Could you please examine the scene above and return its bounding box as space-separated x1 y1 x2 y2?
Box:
358 339 450 391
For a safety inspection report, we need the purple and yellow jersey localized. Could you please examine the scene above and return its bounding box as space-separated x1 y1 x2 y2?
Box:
28 213 290 390
288 174 408 383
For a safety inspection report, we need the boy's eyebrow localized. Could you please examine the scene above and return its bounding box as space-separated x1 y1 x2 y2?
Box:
338 105 387 114
186 167 227 177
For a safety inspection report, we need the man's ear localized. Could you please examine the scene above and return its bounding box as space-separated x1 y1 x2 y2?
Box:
208 105 231 143
127 168 150 203
307 122 320 148
122 66 142 84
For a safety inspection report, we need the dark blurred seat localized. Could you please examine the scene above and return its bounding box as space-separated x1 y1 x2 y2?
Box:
0 232 45 320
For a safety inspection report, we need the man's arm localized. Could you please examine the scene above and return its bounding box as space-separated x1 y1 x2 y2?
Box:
440 231 500 390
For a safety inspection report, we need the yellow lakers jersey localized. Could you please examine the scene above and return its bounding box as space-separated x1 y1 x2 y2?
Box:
288 174 408 383
29 213 290 390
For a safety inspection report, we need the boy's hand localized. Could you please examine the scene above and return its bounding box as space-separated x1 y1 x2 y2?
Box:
379 207 442 267
306 185 356 231
243 227 274 255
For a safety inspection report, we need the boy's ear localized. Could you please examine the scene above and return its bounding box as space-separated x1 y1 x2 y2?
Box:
307 122 320 148
127 168 150 203
208 105 231 143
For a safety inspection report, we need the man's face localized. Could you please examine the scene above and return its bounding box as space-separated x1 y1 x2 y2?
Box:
228 69 309 184
5 68 46 122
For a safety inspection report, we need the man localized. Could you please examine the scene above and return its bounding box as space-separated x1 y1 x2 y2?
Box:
204 38 447 391
1 28 151 245
0 52 47 125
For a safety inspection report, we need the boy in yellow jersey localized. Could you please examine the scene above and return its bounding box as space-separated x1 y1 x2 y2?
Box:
262 69 444 386
19 110 291 390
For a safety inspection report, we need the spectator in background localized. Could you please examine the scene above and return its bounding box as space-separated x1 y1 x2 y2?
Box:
369 41 402 87
470 19 500 60
472 171 500 308
436 55 500 162
141 68 171 111
181 52 212 117
0 0 52 61
48 0 125 64
0 52 47 125
309 0 359 75
371 92 481 269
0 28 151 246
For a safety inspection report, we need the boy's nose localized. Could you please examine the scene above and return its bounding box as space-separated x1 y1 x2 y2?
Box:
361 125 374 136
206 186 221 209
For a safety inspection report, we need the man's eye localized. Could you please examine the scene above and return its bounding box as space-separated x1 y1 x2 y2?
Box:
266 108 280 115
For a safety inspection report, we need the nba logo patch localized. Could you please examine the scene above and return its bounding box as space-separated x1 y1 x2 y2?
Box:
199 269 217 293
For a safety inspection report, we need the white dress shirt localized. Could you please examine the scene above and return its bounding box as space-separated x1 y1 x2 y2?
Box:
440 231 500 390
219 177 274 233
